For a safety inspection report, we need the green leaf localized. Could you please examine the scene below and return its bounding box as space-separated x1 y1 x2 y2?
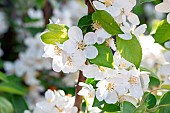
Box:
78 15 93 33
99 103 120 112
92 97 105 107
0 72 8 82
140 67 160 87
47 24 67 32
89 43 114 68
0 96 14 113
92 10 122 36
140 0 156 3
144 92 157 109
157 91 170 113
134 105 147 113
11 95 28 113
0 82 27 95
85 78 99 88
154 20 170 44
161 84 170 90
116 35 142 68
41 31 68 44
121 101 136 113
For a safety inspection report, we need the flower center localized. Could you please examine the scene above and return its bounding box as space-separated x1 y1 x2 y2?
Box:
129 76 138 84
120 62 126 68
54 46 62 56
104 0 113 7
107 83 115 92
105 38 112 47
78 41 85 50
66 56 72 66
99 66 107 72
92 22 101 30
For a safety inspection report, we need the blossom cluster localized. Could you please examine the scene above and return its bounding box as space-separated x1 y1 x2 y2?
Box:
41 0 150 107
93 0 147 40
79 52 150 105
25 89 78 113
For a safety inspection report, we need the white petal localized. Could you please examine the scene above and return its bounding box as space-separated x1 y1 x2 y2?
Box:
128 13 140 25
120 26 130 34
84 46 98 59
93 1 106 10
63 40 78 53
96 36 106 44
155 3 170 13
96 88 104 101
72 50 86 66
167 13 170 24
104 90 118 104
84 32 97 45
106 6 121 17
52 58 62 72
133 24 147 37
129 84 143 98
68 26 83 42
118 34 132 40
83 65 99 78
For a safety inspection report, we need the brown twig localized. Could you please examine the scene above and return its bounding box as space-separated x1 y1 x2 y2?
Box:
74 0 95 113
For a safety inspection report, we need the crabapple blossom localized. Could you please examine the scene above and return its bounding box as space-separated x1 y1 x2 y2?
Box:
155 0 170 24
96 77 128 104
63 26 98 59
43 44 86 73
35 89 78 113
82 64 117 80
118 22 147 40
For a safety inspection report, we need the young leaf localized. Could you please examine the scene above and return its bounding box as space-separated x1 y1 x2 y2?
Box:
89 43 114 68
121 101 136 113
143 92 157 109
99 103 120 112
92 10 122 36
78 14 93 33
11 95 29 113
0 72 8 82
134 105 147 113
116 35 142 68
140 67 160 87
47 24 67 32
92 97 105 107
41 31 68 44
0 97 14 113
157 91 170 113
85 78 99 88
0 82 27 95
161 84 170 90
154 20 170 44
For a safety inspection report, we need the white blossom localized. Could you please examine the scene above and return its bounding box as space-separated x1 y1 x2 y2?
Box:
155 0 170 24
63 26 98 59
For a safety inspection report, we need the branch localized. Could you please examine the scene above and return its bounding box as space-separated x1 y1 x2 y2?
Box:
74 1 95 112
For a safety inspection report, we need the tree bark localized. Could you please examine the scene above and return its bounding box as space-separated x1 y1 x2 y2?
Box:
74 0 95 113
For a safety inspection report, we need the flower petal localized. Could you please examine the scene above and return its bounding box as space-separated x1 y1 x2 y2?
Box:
52 58 62 72
63 40 78 53
155 3 170 13
68 26 83 42
84 32 97 45
133 24 147 37
83 65 99 78
104 90 118 104
72 50 86 66
84 46 98 59
128 13 140 25
93 1 106 10
118 34 132 40
106 6 121 17
167 13 170 24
